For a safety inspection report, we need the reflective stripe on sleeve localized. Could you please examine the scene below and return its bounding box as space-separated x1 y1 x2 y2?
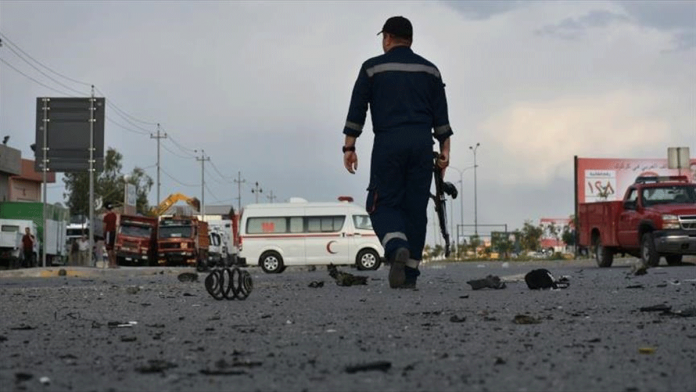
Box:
345 121 364 131
434 124 452 136
366 63 441 78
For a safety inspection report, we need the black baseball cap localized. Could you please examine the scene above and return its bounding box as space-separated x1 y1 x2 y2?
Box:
378 16 413 40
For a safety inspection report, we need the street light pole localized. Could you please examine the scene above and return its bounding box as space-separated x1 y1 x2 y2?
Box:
469 143 480 236
448 165 474 259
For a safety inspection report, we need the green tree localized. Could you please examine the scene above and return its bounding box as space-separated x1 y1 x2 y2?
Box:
519 220 543 252
432 244 444 259
63 147 153 216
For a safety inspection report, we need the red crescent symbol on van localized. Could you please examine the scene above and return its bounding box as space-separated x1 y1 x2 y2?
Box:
326 241 338 254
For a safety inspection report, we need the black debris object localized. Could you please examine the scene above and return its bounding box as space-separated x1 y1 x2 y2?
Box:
308 281 324 288
494 357 506 365
200 369 246 376
10 324 35 330
626 284 644 289
178 272 198 283
467 275 506 290
449 315 466 323
136 359 178 373
345 360 392 374
513 314 541 325
328 265 368 286
0 335 7 342
639 304 672 312
15 373 33 382
524 269 569 290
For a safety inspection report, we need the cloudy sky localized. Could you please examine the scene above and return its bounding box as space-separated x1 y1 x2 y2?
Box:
1 1 694 245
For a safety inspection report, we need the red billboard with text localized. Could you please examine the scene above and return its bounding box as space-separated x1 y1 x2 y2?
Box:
576 157 696 204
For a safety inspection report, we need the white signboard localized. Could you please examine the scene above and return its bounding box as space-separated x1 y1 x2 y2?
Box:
584 170 617 202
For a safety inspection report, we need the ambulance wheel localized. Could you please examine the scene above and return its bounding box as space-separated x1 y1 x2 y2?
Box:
356 248 381 270
260 251 284 274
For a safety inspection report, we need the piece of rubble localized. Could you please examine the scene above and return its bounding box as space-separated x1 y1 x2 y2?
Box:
308 281 324 288
328 265 367 286
512 314 541 325
345 360 391 374
177 272 198 282
467 275 506 290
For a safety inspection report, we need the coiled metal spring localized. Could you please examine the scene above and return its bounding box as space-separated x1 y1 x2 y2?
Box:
204 267 253 300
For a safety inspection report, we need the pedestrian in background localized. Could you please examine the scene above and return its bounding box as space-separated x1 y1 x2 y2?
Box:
77 235 90 267
103 203 118 268
342 16 453 289
94 236 105 267
21 227 35 268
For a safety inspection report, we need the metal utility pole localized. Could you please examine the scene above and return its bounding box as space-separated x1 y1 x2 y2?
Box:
195 149 210 220
266 190 277 203
251 182 263 203
234 171 246 212
88 86 96 267
469 143 480 235
40 98 49 267
150 123 167 204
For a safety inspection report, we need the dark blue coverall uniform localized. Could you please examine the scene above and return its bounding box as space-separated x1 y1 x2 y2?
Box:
343 46 453 264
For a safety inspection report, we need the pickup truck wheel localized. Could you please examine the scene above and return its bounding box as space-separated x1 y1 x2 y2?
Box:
260 251 284 274
665 255 682 266
595 238 614 268
356 248 381 270
641 233 660 267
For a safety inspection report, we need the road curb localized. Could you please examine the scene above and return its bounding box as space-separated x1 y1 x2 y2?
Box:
0 266 194 279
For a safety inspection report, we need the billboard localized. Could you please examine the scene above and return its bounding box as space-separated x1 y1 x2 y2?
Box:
35 97 105 172
575 157 696 204
540 218 572 249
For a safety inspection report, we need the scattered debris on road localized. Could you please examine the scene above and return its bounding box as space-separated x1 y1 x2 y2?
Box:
177 272 198 282
328 265 367 286
524 269 569 290
308 281 324 288
345 360 392 374
513 314 541 325
467 275 506 290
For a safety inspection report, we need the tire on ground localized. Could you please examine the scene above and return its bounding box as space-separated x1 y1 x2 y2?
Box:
641 232 660 267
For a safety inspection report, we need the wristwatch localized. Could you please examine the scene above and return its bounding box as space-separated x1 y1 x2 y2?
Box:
342 146 356 153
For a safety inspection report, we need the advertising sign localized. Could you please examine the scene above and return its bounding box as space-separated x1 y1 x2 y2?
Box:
575 157 696 205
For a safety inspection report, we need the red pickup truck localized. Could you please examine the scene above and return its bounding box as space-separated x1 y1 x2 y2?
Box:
578 176 696 267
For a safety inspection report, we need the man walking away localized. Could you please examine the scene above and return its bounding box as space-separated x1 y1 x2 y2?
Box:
342 16 453 289
103 203 118 268
21 227 35 268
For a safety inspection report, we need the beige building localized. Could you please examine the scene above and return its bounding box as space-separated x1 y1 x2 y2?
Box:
0 145 55 202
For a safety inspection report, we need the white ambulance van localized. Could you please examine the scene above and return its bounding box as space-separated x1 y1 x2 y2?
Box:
238 197 384 273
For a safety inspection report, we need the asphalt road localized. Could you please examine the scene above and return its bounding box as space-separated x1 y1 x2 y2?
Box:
1 258 695 392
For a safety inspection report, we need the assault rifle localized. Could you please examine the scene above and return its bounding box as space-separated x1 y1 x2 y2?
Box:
431 152 458 257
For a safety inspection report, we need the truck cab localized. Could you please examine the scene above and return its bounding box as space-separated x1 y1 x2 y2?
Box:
157 216 209 270
579 176 696 267
115 215 158 266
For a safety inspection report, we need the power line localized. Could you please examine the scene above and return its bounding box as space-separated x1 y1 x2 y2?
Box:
105 116 150 136
1 43 90 96
167 134 197 154
162 142 195 159
209 158 235 182
0 31 92 86
0 58 77 97
94 86 158 126
161 167 198 187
